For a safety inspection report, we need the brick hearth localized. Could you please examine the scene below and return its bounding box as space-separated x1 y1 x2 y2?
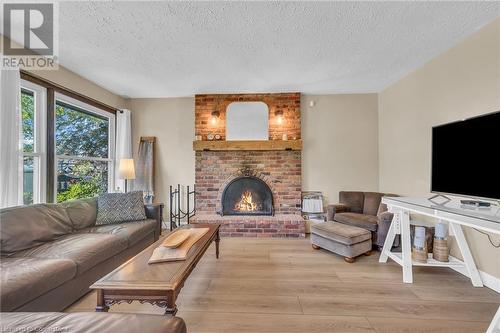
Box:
192 214 305 238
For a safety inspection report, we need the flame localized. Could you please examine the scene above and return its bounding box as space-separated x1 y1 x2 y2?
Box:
235 191 258 211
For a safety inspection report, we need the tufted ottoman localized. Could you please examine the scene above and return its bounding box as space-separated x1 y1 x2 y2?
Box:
311 222 372 263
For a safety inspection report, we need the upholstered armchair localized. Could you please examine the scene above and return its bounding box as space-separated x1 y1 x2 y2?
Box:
327 191 399 249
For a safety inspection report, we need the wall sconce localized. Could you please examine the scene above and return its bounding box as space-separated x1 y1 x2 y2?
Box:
210 111 220 125
275 110 284 125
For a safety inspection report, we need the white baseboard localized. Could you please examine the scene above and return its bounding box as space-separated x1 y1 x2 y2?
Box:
449 259 500 293
478 270 500 294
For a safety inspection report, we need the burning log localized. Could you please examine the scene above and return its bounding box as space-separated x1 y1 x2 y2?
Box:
235 191 258 211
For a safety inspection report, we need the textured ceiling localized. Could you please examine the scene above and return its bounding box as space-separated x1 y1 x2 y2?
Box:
38 2 500 97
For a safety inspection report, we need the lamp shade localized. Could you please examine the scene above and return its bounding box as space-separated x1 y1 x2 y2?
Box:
118 159 136 180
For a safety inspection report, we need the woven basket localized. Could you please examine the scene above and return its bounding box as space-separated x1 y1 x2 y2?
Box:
412 244 428 263
432 238 449 262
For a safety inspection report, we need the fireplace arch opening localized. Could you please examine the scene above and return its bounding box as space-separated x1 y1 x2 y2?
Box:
221 176 274 216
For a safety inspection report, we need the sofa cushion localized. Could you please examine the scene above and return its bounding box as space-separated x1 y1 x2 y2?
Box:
0 312 187 333
0 257 77 311
11 233 127 274
0 204 73 255
96 191 146 225
62 198 97 230
363 192 384 216
78 219 156 247
338 191 364 214
334 212 378 232
311 222 371 245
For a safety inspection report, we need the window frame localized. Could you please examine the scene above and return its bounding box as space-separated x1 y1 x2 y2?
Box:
54 92 116 202
20 79 47 204
20 70 119 203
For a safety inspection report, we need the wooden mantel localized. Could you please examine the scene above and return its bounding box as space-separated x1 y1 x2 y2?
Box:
193 140 302 151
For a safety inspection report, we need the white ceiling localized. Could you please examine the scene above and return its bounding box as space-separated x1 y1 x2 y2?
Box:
44 2 500 97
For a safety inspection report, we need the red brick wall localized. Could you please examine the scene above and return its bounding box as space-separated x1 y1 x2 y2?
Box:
195 93 301 141
192 214 305 238
195 150 302 215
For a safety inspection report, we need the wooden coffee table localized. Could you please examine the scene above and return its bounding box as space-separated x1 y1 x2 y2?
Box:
90 223 220 315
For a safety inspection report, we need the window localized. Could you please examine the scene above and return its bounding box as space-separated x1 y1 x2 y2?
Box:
55 94 115 202
19 73 117 204
20 81 47 205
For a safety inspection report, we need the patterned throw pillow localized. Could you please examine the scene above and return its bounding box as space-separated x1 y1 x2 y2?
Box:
96 191 147 225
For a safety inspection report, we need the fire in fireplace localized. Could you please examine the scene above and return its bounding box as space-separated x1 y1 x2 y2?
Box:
235 191 261 212
221 176 273 216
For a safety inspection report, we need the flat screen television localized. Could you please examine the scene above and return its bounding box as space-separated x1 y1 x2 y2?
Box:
431 111 500 200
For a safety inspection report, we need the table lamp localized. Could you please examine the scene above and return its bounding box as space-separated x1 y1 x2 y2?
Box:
119 158 135 193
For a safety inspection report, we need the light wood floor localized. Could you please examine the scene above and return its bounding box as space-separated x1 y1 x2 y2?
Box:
68 237 500 332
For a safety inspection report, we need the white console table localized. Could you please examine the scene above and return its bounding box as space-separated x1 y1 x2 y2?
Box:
379 197 500 287
487 306 500 333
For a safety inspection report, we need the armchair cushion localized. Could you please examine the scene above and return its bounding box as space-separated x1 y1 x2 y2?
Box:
326 204 350 221
363 192 384 216
334 212 378 232
339 191 364 214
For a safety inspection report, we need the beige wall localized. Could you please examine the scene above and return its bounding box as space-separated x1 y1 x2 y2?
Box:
128 94 379 209
128 98 195 206
378 18 500 278
301 94 379 203
31 67 127 109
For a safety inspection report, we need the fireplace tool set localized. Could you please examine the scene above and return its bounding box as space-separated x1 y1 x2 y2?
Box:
169 184 196 230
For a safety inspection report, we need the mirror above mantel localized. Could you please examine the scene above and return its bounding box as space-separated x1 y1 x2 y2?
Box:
226 102 269 141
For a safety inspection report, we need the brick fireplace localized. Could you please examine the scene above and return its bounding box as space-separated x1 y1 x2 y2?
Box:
191 93 305 238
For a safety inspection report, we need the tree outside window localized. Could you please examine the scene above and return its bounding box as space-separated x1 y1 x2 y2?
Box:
55 100 112 202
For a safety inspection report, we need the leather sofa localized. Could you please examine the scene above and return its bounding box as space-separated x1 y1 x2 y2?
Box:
0 312 186 333
327 191 399 249
0 198 162 312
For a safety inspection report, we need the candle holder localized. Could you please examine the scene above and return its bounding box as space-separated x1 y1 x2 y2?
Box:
432 222 449 262
412 226 428 263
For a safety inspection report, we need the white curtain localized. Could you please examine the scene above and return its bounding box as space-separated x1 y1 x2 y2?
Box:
115 109 132 192
0 69 23 208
